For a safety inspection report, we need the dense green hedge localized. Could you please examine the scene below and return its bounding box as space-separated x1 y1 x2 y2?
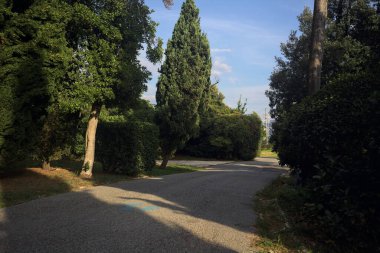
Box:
273 73 379 252
96 120 159 176
183 113 262 160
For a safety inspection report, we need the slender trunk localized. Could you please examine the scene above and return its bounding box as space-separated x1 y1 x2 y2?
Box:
81 103 101 177
160 153 171 169
42 159 51 170
308 0 328 95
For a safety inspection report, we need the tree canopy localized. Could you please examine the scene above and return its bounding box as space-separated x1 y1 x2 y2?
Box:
0 0 162 173
267 0 380 120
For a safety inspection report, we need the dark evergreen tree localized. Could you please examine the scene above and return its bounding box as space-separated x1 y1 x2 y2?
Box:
156 0 211 169
266 2 378 120
0 0 75 169
265 8 312 120
0 0 162 174
0 0 14 168
269 2 380 250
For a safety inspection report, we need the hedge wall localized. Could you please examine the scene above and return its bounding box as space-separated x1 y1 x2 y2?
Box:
273 73 379 252
183 113 262 160
96 120 159 176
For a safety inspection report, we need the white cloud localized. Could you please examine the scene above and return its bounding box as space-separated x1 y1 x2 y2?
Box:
142 94 156 104
212 57 232 78
137 53 161 79
203 18 283 44
142 83 157 105
211 48 232 53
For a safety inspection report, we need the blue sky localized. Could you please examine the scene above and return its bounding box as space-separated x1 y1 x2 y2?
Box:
140 0 314 119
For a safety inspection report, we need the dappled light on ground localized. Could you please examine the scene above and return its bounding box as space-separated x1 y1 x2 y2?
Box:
0 158 284 252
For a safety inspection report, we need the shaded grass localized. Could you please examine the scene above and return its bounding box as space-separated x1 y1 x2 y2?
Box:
259 149 278 159
147 164 202 177
172 154 232 161
0 160 202 208
253 176 322 253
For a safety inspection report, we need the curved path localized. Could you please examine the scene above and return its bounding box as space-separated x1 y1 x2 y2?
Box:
0 158 286 253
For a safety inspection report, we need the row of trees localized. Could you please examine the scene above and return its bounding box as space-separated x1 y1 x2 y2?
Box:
0 0 163 176
1 0 264 176
267 0 379 251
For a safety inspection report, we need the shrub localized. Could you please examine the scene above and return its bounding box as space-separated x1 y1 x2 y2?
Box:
183 113 262 160
273 73 380 252
96 120 159 176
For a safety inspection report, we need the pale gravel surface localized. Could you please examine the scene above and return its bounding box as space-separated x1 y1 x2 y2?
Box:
0 157 286 253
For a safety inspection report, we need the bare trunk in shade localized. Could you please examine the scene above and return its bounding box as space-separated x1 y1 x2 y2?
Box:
308 0 328 95
81 103 101 177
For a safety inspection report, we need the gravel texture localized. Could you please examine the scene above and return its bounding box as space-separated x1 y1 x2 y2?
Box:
0 158 285 253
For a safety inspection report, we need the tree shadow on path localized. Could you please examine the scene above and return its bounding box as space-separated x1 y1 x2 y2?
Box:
0 158 285 252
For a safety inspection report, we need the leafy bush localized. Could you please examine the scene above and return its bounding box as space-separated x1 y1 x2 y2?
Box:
273 73 379 252
183 113 262 160
96 120 159 176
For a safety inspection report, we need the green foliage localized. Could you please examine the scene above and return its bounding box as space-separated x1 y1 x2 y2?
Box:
96 100 159 175
273 73 379 252
268 2 380 251
184 112 263 160
96 120 159 176
181 83 262 160
35 108 80 164
156 0 211 159
147 164 202 177
236 95 248 114
125 99 156 123
254 176 321 253
0 0 75 167
0 0 162 170
207 83 235 115
267 2 379 120
265 8 312 120
60 0 162 112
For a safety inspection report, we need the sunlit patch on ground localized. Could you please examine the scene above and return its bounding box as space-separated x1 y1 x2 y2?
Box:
123 201 161 212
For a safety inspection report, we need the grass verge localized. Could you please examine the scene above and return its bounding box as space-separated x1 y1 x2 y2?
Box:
172 154 232 161
147 164 202 177
253 176 323 253
0 161 202 208
259 149 278 159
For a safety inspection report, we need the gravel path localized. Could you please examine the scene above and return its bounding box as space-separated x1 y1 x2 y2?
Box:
0 157 285 253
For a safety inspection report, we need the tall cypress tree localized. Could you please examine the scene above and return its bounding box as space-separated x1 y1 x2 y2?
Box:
156 0 211 169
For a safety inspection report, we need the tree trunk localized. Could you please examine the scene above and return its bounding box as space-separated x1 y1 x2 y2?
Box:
308 0 328 95
81 103 101 177
160 153 171 169
42 159 51 170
